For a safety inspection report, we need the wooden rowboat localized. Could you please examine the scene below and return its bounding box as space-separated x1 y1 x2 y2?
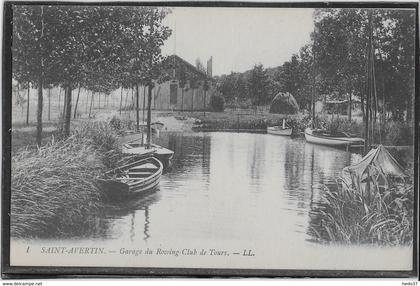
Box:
98 157 163 200
304 128 364 147
267 119 292 136
267 126 293 136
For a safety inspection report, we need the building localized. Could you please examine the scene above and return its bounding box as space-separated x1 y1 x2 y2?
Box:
151 55 214 111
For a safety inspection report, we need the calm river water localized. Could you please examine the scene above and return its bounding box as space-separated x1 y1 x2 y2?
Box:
100 132 365 245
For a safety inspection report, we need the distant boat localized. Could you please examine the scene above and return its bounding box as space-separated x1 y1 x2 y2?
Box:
267 119 292 136
98 156 163 200
304 128 364 147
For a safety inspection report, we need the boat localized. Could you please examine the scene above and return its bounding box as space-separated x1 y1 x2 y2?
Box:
124 121 164 136
304 128 364 147
98 156 163 200
304 24 364 149
267 119 292 136
122 141 174 168
122 80 174 168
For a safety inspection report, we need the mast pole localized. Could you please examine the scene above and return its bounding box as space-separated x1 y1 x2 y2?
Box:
364 11 373 155
311 25 317 129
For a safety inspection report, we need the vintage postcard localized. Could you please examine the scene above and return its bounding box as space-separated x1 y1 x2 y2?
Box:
2 2 418 277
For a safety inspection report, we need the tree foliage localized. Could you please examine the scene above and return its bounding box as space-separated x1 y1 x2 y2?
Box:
12 5 172 141
214 8 415 121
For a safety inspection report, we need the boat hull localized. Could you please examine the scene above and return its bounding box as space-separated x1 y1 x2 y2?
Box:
304 128 364 147
98 157 163 201
267 126 293 136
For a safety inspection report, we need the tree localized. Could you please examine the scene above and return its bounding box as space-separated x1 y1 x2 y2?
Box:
13 6 172 142
312 8 415 122
248 64 270 107
13 5 51 145
195 58 206 73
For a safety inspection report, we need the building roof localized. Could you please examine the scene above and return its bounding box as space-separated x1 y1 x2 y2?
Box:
166 54 212 81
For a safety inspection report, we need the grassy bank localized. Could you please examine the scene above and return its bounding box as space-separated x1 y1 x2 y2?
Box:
188 110 413 146
310 175 413 246
11 121 124 238
184 109 304 133
319 115 414 146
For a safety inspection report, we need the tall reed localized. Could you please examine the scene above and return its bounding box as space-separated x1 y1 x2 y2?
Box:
310 171 413 246
11 120 134 238
11 136 105 238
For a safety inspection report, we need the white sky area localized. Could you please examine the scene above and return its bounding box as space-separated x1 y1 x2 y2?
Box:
162 7 314 76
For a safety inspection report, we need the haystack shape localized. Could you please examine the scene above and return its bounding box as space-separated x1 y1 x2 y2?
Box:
269 92 299 114
342 145 406 192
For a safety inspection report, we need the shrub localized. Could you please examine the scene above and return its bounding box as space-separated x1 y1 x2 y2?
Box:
72 121 125 170
210 94 225 112
320 115 363 136
381 121 413 146
109 116 135 134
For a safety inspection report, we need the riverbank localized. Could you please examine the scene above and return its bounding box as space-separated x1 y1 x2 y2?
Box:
11 107 414 153
11 122 127 238
10 115 414 245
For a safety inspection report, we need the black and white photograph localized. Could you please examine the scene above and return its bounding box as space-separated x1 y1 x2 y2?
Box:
2 2 418 277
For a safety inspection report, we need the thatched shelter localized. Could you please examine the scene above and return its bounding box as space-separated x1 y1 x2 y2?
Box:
269 92 299 114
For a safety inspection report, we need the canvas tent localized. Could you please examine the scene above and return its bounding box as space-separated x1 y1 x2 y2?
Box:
342 145 406 193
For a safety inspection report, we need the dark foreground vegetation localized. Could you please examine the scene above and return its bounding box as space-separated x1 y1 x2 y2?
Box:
11 122 124 238
310 174 413 246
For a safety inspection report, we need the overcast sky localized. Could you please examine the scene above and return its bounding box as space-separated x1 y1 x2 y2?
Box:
162 7 314 76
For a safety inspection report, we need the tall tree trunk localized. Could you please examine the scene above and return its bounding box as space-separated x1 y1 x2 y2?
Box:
181 89 184 112
36 78 43 146
360 90 365 120
147 84 153 148
48 88 51 121
85 90 89 113
347 91 352 122
64 86 72 137
26 84 30 125
203 90 207 116
191 89 194 111
89 91 94 118
131 87 134 107
136 84 140 131
119 87 123 115
58 87 61 114
73 85 81 119
142 85 146 121
62 90 67 120
98 93 101 109
124 89 129 110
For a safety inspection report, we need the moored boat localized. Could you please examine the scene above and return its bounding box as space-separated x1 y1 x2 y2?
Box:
267 119 293 136
122 142 174 168
98 156 163 200
304 128 364 147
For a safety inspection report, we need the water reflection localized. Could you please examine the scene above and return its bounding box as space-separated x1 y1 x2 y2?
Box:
53 132 410 246
101 192 160 242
